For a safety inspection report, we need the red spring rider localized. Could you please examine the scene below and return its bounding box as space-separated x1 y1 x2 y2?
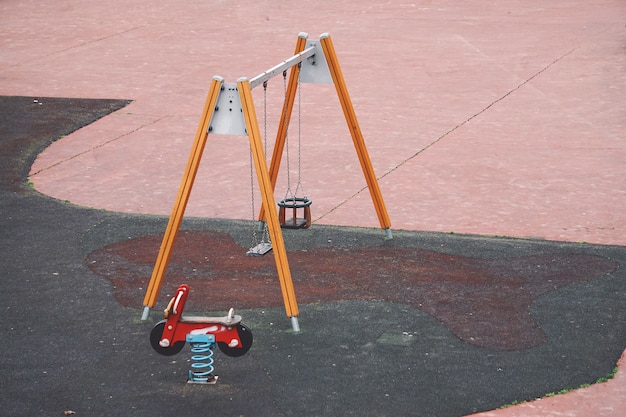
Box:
150 284 253 382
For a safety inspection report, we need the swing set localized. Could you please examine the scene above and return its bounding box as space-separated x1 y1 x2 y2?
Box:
141 33 392 331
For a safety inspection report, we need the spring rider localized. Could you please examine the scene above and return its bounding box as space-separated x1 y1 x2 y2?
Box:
149 284 253 384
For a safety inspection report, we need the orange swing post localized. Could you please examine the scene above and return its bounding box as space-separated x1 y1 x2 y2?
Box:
319 34 392 239
141 77 222 320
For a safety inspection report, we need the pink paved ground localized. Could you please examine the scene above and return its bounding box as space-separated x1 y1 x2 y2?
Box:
2 1 625 415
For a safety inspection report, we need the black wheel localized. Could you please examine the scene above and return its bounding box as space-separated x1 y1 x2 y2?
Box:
149 320 185 356
217 323 253 357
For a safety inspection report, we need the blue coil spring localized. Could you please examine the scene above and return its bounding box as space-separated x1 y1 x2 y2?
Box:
186 334 215 383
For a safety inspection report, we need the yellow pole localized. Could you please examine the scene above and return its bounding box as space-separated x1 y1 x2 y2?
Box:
237 77 300 324
258 33 308 222
141 77 223 318
319 34 392 233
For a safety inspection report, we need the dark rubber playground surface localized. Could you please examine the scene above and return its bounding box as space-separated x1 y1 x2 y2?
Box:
1 97 625 416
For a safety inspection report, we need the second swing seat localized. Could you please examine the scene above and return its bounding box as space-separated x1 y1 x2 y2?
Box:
278 197 312 229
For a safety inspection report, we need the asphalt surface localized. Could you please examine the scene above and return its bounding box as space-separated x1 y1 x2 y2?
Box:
1 96 625 416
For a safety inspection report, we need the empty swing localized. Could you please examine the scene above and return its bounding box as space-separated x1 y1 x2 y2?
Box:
278 70 312 229
246 80 273 256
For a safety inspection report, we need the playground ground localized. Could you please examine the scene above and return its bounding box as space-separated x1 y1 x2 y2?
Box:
1 1 625 416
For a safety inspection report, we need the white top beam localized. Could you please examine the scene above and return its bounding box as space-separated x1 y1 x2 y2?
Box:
248 45 316 89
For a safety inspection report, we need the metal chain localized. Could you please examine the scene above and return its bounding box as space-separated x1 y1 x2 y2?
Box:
249 136 258 246
282 70 292 199
296 70 306 198
261 81 270 243
263 81 268 158
249 81 268 247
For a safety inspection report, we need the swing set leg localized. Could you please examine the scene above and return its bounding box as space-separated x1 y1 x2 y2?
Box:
238 77 300 323
320 34 393 238
141 77 222 318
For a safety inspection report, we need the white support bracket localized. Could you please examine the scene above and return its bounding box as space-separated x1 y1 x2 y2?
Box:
208 33 333 137
208 77 247 136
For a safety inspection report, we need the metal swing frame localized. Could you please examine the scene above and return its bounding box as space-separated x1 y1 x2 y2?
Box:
141 33 392 331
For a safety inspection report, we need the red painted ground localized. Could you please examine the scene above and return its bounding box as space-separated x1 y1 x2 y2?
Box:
86 229 618 352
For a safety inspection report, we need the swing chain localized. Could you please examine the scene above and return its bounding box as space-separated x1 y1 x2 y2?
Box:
261 80 271 244
249 80 268 248
296 68 306 199
249 131 258 246
263 80 268 157
282 70 293 200
246 80 274 255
